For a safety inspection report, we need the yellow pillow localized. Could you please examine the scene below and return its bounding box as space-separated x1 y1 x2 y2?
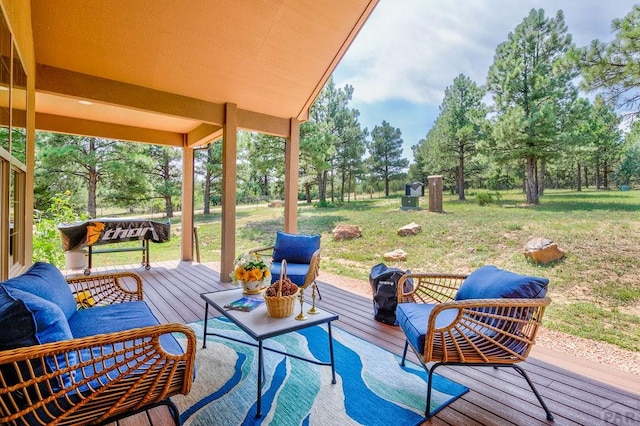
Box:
75 290 96 309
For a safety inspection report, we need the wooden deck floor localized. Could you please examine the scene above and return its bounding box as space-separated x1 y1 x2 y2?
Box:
81 260 640 426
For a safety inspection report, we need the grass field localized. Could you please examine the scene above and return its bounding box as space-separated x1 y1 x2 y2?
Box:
88 189 640 352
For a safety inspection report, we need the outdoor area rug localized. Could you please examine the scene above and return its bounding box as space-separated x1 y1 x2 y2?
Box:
172 318 468 425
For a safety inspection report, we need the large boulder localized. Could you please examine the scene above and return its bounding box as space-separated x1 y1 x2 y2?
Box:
397 222 422 237
332 224 362 241
523 238 565 264
384 249 407 261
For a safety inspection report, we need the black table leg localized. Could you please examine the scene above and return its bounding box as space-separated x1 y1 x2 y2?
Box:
257 341 263 417
328 322 336 384
202 303 209 349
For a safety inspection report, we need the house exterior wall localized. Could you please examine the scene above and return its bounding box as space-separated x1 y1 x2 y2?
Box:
0 0 35 279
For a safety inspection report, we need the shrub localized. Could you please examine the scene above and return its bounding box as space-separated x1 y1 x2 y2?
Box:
314 199 341 208
476 190 501 206
32 192 88 267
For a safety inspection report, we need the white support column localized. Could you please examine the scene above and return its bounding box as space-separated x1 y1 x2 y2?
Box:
180 145 195 261
284 118 299 233
220 103 238 282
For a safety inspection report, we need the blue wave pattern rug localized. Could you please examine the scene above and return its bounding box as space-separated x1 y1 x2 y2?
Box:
172 318 468 425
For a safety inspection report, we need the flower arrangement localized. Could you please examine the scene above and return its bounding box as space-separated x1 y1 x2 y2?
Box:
231 253 271 292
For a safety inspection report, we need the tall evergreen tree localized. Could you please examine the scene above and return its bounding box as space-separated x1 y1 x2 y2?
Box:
574 5 640 117
587 96 623 189
486 8 577 204
246 133 285 199
615 121 640 186
368 121 409 197
37 134 122 217
334 108 366 202
301 77 365 204
434 74 486 200
146 145 182 218
558 97 594 191
102 142 153 211
199 141 222 214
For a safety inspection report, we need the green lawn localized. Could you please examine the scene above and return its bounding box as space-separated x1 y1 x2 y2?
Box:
88 189 640 352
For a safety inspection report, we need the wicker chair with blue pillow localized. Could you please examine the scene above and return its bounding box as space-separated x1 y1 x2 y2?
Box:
396 265 553 421
249 231 322 297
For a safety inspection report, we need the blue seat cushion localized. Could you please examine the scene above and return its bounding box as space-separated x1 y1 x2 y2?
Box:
397 302 530 358
68 301 184 355
271 262 309 286
0 285 77 389
2 262 77 319
455 265 549 300
396 303 458 355
68 302 185 393
272 231 320 264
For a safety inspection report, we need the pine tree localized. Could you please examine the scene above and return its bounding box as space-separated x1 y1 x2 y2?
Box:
487 9 577 204
368 121 409 197
574 4 640 116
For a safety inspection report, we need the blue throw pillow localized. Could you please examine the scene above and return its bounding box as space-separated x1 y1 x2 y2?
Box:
455 265 549 300
2 262 77 319
0 286 38 350
1 285 77 389
272 231 320 264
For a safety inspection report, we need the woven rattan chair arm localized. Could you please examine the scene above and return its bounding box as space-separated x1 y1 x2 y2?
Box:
0 324 196 425
397 273 468 304
422 297 551 363
301 248 321 290
248 246 275 256
66 272 143 304
425 297 551 331
429 296 551 315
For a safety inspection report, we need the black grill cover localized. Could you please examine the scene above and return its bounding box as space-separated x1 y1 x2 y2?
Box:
58 218 171 251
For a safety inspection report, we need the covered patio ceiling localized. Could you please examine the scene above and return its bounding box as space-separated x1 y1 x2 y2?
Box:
30 0 378 146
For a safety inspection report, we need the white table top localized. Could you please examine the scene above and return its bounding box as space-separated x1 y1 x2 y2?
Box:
201 288 338 340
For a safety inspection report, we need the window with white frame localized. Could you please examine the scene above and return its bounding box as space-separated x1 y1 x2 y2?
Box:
0 11 28 279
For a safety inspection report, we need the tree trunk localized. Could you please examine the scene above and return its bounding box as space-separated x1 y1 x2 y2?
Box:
583 165 589 188
345 172 349 202
87 172 97 218
384 169 389 198
87 139 98 218
349 173 357 201
525 156 538 204
318 171 327 203
595 160 602 189
576 161 582 192
603 160 609 189
457 154 465 201
304 182 312 203
203 149 212 214
330 168 335 202
164 194 174 218
203 176 211 215
262 174 269 197
534 160 538 196
537 158 546 196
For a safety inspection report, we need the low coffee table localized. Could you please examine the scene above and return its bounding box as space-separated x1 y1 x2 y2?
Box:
200 288 339 417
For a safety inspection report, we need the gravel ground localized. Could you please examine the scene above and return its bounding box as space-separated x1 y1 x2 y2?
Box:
318 271 640 376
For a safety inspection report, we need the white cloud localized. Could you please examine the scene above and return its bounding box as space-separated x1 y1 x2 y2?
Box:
335 0 638 106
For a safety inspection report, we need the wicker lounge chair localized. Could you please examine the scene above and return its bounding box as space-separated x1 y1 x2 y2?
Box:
396 266 554 421
0 268 196 426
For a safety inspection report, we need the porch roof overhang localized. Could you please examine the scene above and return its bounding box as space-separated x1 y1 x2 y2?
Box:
30 0 378 145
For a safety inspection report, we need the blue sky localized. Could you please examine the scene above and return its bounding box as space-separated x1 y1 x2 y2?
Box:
332 0 638 162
